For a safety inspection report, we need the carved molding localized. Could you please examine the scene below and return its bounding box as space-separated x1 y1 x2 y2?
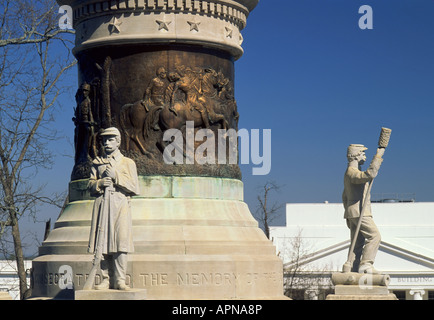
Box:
59 0 258 57
73 11 246 58
72 0 248 30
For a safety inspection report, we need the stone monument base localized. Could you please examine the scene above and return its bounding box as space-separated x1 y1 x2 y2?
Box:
31 176 285 300
75 289 147 300
326 272 397 300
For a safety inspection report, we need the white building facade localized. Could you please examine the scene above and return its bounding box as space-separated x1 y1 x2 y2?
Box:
270 202 434 300
0 260 32 300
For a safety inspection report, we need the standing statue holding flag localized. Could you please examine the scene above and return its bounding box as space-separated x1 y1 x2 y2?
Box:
84 127 139 290
342 127 392 274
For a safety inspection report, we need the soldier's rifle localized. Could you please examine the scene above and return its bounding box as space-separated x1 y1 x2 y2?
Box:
82 183 114 290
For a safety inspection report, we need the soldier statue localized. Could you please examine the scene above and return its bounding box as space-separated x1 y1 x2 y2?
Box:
342 144 385 274
87 127 140 290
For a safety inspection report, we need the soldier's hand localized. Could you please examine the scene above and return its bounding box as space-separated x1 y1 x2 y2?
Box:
104 166 116 180
98 177 113 188
376 148 385 158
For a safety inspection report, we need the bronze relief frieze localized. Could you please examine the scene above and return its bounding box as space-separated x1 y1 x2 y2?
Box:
72 48 241 180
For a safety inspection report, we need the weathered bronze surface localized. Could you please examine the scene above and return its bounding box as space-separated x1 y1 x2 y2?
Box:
71 45 241 180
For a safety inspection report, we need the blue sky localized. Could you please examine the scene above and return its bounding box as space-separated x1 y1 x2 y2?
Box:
236 0 434 225
22 1 434 253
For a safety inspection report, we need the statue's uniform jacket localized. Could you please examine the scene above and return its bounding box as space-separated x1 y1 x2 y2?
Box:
342 156 383 219
88 150 139 254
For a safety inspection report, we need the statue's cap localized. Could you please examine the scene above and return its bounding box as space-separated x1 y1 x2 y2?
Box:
81 83 91 90
347 144 367 156
100 127 121 137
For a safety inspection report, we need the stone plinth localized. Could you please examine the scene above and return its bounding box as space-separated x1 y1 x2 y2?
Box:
326 272 397 300
326 293 398 300
331 272 390 287
31 176 285 300
334 285 390 295
75 289 147 300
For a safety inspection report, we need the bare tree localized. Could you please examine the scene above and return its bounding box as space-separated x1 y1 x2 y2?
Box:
280 229 334 300
282 229 316 298
0 0 76 299
0 0 74 47
254 181 284 239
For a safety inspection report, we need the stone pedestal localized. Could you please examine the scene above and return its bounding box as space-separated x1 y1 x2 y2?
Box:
326 272 397 300
31 176 284 299
75 289 147 300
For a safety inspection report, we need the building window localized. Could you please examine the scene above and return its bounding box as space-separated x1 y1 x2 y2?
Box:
428 291 434 300
393 290 406 300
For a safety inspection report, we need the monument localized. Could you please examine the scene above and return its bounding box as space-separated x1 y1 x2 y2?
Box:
327 128 397 300
31 0 285 299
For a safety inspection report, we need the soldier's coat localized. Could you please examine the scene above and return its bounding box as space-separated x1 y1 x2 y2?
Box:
342 156 383 219
88 150 139 254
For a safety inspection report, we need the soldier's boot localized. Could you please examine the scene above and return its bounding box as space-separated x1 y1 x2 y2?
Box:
342 262 352 273
359 263 382 274
114 252 129 290
115 280 129 291
95 255 112 289
95 277 110 290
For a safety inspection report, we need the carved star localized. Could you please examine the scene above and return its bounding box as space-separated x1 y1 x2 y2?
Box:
156 19 172 31
108 17 122 34
225 27 233 38
239 33 244 45
187 20 201 32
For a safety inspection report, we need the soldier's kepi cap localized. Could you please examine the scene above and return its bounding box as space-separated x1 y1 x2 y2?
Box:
100 127 121 137
81 83 91 90
347 144 367 157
